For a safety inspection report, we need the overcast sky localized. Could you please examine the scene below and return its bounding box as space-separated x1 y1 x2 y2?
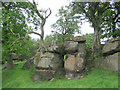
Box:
29 0 94 39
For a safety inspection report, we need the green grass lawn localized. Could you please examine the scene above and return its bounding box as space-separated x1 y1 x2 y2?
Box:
2 61 119 88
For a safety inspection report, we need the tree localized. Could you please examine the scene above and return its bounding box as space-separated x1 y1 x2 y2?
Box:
51 6 80 43
83 33 94 48
101 2 120 39
25 0 52 53
2 2 31 70
71 2 112 58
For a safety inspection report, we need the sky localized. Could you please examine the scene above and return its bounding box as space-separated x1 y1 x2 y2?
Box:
29 0 94 39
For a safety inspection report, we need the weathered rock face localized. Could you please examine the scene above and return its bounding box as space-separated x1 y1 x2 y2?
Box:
103 52 119 72
47 43 65 55
33 40 65 81
64 36 86 79
102 38 120 72
103 38 120 56
64 55 76 72
64 41 78 53
33 51 64 81
75 53 85 71
37 52 63 71
33 36 86 81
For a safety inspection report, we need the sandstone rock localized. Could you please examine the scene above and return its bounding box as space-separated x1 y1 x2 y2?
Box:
36 52 63 71
75 53 85 72
64 55 76 72
47 43 65 55
78 43 86 53
64 41 78 53
64 36 86 42
64 53 85 72
103 38 120 56
103 52 120 72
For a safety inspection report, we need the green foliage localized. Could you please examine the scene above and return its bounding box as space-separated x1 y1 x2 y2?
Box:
2 62 118 88
44 35 55 48
55 33 74 44
83 33 94 48
2 2 32 62
51 6 81 43
100 2 120 39
44 33 74 46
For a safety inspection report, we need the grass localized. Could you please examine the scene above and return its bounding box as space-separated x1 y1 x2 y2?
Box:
2 61 119 88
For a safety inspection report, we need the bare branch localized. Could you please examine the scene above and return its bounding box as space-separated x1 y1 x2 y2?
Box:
11 31 41 46
45 8 52 19
29 31 41 37
24 31 41 42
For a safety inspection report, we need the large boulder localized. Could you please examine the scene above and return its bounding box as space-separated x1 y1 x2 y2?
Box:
102 52 120 72
64 53 85 73
64 54 76 72
102 38 120 73
103 38 120 56
64 36 86 79
33 52 64 81
64 53 85 79
75 53 85 72
64 41 78 53
36 52 64 71
47 43 65 55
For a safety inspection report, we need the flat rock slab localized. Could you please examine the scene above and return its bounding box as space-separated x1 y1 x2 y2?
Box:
103 38 120 55
64 36 86 43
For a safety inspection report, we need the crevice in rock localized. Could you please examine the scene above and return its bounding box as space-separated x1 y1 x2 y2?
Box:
103 49 120 56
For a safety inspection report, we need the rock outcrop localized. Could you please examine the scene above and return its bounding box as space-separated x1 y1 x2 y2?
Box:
64 36 86 79
33 43 64 81
32 36 86 81
102 38 120 72
36 52 63 71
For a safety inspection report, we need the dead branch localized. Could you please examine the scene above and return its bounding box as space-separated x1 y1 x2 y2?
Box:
45 8 52 19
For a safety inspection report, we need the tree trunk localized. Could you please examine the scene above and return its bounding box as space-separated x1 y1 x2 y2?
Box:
39 24 45 54
7 56 14 70
93 27 101 50
92 27 101 61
